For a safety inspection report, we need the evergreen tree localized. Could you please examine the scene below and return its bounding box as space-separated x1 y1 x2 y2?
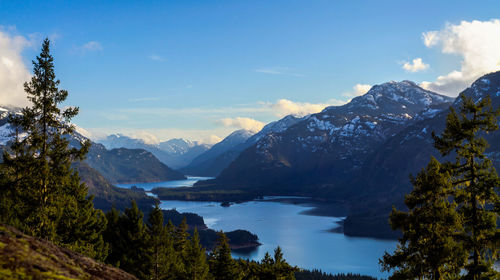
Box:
433 95 500 279
174 217 190 252
254 248 297 280
116 201 152 280
0 38 106 259
148 203 175 280
271 247 297 279
381 158 466 279
103 207 121 266
209 231 241 280
182 228 209 280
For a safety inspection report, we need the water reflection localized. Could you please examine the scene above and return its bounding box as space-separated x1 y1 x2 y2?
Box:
159 199 396 278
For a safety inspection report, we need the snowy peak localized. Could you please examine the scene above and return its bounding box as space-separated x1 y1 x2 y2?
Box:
100 134 148 150
205 129 254 154
159 138 199 155
250 80 454 161
248 115 304 144
223 129 255 144
455 71 500 107
345 80 453 113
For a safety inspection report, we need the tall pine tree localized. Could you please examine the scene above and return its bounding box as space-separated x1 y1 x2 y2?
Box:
182 228 209 280
433 95 499 279
209 231 241 280
0 38 106 259
381 158 466 279
116 201 152 280
148 203 176 280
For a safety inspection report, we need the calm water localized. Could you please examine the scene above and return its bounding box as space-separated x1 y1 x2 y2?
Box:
117 176 213 190
119 178 397 278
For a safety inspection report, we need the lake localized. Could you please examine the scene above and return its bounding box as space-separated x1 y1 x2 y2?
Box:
118 177 397 278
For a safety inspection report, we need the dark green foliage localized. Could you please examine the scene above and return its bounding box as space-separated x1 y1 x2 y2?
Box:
162 209 206 229
102 202 294 280
0 38 106 260
148 203 176 280
433 95 500 279
295 270 377 280
383 94 499 280
102 207 121 266
102 201 152 279
85 144 185 184
197 228 260 250
381 158 466 279
181 229 209 280
75 161 157 213
151 186 261 202
174 218 190 253
209 231 242 280
250 247 298 279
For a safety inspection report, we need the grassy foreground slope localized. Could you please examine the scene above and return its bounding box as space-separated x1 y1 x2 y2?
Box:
0 224 137 280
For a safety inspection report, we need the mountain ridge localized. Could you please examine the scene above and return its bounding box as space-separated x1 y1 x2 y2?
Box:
204 80 454 195
99 134 210 169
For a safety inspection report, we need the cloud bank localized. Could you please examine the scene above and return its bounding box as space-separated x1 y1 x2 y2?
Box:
421 19 500 95
0 30 31 107
217 117 265 132
266 99 331 117
403 58 429 72
342 84 372 99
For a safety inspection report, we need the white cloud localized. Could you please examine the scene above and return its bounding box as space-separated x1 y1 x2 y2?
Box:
74 41 102 54
148 54 165 62
127 131 160 145
203 134 222 145
402 58 429 72
217 117 265 132
265 99 330 117
421 19 500 96
342 84 372 99
82 41 102 51
0 30 31 107
254 67 304 77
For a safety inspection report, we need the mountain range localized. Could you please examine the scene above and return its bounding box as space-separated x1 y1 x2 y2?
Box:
2 72 499 239
204 80 454 193
99 134 210 169
191 73 500 238
181 115 305 176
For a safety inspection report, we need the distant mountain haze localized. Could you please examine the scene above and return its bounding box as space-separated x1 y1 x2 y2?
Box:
99 134 210 169
181 116 306 176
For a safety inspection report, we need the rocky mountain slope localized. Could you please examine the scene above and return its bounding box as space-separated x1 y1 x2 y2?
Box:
74 161 157 212
193 73 499 238
86 143 186 184
182 116 305 176
181 129 255 176
339 73 500 237
0 117 186 185
205 81 454 196
0 224 137 280
100 134 210 169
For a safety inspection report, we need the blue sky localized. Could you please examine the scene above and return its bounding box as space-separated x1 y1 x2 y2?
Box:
1 0 500 143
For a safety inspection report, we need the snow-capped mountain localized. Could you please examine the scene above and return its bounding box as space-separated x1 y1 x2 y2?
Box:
355 72 500 200
0 110 185 183
99 134 210 169
182 116 306 177
181 129 255 176
204 80 454 194
159 138 207 155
